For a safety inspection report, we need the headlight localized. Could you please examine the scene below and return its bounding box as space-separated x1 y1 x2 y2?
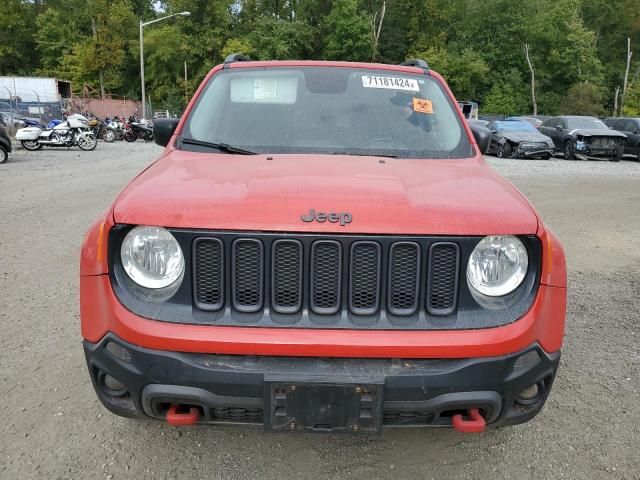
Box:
466 235 528 297
120 226 184 289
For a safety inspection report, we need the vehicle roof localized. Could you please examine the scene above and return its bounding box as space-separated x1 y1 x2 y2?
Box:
225 60 428 76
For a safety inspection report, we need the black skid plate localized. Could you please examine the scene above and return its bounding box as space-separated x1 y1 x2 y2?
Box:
264 377 383 434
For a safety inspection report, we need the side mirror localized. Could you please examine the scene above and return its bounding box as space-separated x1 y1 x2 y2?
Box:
470 124 492 154
153 118 180 147
555 126 562 131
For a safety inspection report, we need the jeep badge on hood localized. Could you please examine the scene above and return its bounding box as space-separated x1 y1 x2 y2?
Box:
301 209 352 226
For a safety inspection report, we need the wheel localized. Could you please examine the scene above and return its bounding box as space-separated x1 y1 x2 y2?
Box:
124 131 137 142
21 140 42 151
0 146 7 164
497 142 512 158
103 129 116 143
563 140 575 160
541 153 551 160
610 146 623 162
636 145 640 162
77 134 97 151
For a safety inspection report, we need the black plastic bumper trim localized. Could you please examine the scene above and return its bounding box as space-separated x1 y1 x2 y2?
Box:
85 333 560 430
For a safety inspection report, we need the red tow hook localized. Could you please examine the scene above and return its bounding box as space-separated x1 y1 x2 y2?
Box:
166 404 201 426
452 408 486 433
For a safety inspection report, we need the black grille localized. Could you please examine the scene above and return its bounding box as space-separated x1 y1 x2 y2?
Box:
310 241 342 314
190 234 473 327
232 239 264 312
194 239 224 310
383 410 435 426
349 242 381 315
388 242 420 315
271 240 303 313
427 243 460 315
211 407 263 423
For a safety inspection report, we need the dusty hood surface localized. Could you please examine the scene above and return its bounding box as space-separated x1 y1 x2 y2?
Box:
570 128 627 138
113 151 539 235
502 131 552 144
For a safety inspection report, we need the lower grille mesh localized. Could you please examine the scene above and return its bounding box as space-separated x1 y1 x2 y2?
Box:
350 242 381 315
311 241 342 314
194 239 224 310
232 239 263 312
388 243 420 315
427 243 459 315
272 240 303 313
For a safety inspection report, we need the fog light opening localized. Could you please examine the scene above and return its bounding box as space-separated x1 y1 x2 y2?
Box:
97 369 128 397
516 382 542 405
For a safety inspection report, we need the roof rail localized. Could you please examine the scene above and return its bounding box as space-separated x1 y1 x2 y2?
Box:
223 53 252 67
400 59 429 71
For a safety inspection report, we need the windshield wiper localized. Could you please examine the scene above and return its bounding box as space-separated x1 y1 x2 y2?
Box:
181 138 257 155
329 151 398 158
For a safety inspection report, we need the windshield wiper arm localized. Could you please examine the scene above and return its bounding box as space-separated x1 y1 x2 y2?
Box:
181 138 257 155
329 151 398 158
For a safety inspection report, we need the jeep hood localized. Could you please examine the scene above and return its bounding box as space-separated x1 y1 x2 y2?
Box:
113 151 539 235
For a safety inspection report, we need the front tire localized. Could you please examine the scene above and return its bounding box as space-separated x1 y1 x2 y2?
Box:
497 142 512 158
563 140 575 160
21 140 42 151
610 146 623 162
0 146 8 163
77 134 97 151
124 131 137 142
103 130 116 143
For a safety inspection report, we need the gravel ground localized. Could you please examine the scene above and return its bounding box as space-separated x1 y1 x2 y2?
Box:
0 144 639 480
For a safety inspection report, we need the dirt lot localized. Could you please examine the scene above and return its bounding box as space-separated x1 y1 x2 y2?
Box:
1 143 639 480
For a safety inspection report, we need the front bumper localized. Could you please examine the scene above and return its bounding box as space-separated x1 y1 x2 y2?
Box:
516 145 554 158
85 333 560 432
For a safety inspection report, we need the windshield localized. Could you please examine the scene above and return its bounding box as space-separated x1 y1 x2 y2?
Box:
566 117 607 130
494 121 537 133
182 67 473 158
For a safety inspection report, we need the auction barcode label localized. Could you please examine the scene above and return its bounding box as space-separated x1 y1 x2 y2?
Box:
361 75 419 92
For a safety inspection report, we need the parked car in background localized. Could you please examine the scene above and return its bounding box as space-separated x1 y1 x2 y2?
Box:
467 119 490 128
539 116 626 161
604 117 640 160
506 116 544 128
486 120 555 159
0 124 12 163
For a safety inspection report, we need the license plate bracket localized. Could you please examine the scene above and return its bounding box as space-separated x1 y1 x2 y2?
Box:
264 377 383 434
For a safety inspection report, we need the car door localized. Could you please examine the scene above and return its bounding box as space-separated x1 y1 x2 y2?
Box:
539 118 557 145
623 119 640 153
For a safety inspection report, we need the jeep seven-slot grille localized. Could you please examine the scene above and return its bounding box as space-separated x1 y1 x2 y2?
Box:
193 236 460 322
427 243 460 315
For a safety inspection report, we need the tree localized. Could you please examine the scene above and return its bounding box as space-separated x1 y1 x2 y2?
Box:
324 0 372 61
411 47 489 100
559 81 606 116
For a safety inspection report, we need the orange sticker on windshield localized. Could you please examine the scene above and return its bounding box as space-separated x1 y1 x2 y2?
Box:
413 98 433 114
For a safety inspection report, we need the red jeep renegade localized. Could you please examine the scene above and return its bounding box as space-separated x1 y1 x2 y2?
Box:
80 56 566 434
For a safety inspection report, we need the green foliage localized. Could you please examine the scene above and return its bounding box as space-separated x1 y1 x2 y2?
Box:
2 0 639 117
622 83 640 117
323 0 372 61
248 18 314 60
483 70 530 115
411 47 489 100
560 82 606 116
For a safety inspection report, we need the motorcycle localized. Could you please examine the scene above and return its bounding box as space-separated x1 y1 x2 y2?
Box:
105 118 125 142
89 118 117 142
124 118 153 142
15 114 97 151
